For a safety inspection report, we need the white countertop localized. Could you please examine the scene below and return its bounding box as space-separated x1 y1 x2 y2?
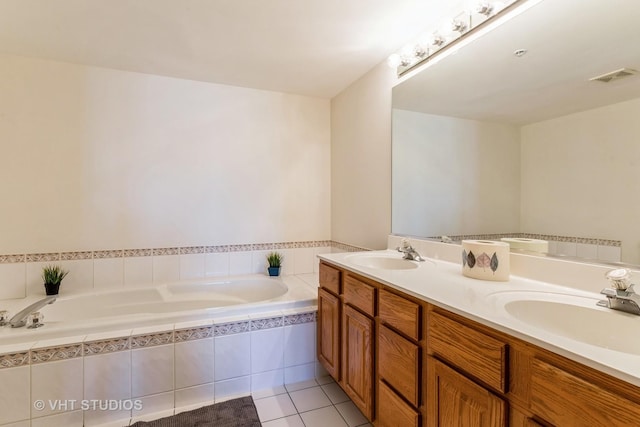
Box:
319 249 640 388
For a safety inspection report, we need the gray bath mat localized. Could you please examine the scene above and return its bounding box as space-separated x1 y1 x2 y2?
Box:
129 396 261 427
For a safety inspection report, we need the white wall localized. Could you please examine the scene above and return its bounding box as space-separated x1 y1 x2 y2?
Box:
330 62 396 250
392 110 521 237
0 53 331 254
521 97 640 263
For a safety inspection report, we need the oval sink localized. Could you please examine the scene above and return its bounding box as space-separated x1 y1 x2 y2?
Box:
347 254 420 270
489 292 640 355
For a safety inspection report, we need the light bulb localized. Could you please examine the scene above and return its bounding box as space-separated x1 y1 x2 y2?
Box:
387 54 402 69
476 2 494 16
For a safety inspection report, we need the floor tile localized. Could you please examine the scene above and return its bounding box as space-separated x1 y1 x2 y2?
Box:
335 401 368 427
254 394 298 422
316 375 334 385
261 414 305 427
299 406 349 427
284 378 318 392
321 382 350 404
252 385 287 400
289 386 332 413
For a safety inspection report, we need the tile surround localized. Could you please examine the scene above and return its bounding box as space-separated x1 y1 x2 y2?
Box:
0 240 358 266
0 239 360 425
0 308 318 426
427 232 622 263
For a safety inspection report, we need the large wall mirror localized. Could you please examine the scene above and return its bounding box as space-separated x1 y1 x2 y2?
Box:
392 0 640 265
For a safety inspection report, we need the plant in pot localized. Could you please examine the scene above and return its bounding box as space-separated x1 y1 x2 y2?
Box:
42 264 69 296
266 252 283 277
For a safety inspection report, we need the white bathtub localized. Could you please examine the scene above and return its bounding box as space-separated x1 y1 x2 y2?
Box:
0 274 320 426
0 274 317 346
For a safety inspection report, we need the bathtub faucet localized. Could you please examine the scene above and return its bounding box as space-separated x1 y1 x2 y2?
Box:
9 296 57 328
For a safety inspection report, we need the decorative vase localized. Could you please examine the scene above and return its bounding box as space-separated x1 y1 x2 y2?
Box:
44 282 60 296
268 267 280 277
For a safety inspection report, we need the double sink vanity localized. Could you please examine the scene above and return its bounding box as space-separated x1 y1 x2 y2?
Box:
316 247 640 426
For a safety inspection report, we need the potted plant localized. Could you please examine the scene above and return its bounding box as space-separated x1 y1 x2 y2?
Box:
266 252 283 277
42 264 69 296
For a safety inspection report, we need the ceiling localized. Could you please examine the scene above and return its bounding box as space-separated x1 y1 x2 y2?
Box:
0 0 465 99
392 0 640 125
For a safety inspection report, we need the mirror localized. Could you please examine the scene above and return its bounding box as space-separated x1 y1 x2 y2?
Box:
391 0 640 265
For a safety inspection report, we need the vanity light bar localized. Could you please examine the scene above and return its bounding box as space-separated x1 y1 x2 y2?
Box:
388 0 533 76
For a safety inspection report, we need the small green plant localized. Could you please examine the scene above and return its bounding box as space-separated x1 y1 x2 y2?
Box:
42 264 69 285
266 251 283 268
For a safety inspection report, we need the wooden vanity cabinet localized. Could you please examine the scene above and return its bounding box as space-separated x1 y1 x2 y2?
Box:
377 288 424 427
318 260 640 427
317 262 376 420
317 263 342 380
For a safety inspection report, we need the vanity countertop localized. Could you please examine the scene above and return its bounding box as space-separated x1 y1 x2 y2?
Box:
318 249 640 388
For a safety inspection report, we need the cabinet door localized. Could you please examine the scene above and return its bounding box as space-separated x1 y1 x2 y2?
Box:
342 304 374 420
317 288 341 380
427 357 506 427
531 357 640 426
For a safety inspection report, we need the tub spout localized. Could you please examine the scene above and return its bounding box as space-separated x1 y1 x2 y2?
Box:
9 296 57 328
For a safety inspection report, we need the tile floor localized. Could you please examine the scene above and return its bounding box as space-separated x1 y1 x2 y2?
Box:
252 377 372 427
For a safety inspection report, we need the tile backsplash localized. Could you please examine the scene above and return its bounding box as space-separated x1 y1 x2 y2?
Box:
0 240 368 300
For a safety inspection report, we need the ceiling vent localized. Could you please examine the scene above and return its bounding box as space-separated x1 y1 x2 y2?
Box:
589 68 638 83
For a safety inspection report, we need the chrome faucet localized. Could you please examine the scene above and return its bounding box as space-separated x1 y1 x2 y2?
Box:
598 268 640 315
9 296 57 328
396 239 425 262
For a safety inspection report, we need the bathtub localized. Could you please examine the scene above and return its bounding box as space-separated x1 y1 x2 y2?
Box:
0 274 320 426
0 274 317 346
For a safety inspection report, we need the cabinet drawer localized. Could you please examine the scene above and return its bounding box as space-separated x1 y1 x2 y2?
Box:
343 275 376 316
319 263 341 295
378 324 420 407
428 310 507 393
379 288 421 340
378 380 419 427
531 358 640 426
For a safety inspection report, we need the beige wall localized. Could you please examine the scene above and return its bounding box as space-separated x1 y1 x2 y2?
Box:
392 110 521 237
330 62 396 250
521 97 640 263
0 53 331 254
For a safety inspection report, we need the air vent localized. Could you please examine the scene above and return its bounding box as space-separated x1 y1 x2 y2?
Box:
589 68 638 83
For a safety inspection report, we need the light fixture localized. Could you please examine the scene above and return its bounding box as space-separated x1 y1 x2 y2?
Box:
431 34 446 47
451 18 468 34
387 0 532 76
476 2 494 16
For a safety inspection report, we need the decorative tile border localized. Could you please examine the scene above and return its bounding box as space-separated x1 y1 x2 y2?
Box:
93 250 124 259
250 316 284 331
124 248 153 257
0 240 337 264
25 253 60 263
31 344 83 364
432 233 621 248
284 312 317 325
330 241 371 252
0 352 30 368
0 310 318 368
175 326 213 342
131 331 174 349
153 247 180 256
60 251 93 261
180 246 205 255
214 320 251 336
84 337 130 357
0 254 25 263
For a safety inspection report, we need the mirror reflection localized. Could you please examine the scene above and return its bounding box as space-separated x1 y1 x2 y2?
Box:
391 0 640 264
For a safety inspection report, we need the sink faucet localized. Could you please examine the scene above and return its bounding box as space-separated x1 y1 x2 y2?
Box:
598 268 640 315
396 239 425 262
9 296 57 328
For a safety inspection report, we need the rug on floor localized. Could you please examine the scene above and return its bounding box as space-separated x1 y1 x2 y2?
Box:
129 396 261 427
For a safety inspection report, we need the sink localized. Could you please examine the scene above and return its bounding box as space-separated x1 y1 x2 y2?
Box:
488 291 640 355
346 253 421 270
